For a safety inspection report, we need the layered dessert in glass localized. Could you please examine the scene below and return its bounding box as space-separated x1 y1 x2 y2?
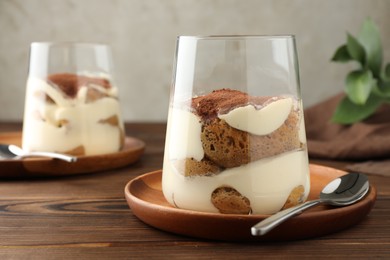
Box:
22 72 125 156
162 89 309 214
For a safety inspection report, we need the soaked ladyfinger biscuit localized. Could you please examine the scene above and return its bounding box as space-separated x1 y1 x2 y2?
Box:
211 186 252 214
172 158 221 177
282 185 305 209
86 88 109 103
201 109 301 168
99 115 125 149
63 145 85 156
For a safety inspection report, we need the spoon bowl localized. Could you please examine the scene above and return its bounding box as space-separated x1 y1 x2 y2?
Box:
251 172 369 236
0 144 77 163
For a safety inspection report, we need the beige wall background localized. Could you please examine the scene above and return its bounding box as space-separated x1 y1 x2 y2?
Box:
1 0 389 122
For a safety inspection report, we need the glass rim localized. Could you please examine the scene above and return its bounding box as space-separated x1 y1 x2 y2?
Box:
30 41 110 48
177 35 295 40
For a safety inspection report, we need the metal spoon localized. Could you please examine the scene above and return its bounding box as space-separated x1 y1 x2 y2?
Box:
251 172 369 236
0 144 77 163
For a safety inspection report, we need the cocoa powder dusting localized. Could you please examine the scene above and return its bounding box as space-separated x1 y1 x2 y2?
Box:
48 73 112 98
191 89 271 121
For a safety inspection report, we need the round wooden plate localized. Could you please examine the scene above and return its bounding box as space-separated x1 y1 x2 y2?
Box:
125 164 376 241
0 132 145 178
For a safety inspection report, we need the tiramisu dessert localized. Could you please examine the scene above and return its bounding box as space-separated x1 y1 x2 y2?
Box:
162 89 310 214
22 73 125 156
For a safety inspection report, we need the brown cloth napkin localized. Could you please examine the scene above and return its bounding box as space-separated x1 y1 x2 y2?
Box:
346 160 390 177
304 93 390 177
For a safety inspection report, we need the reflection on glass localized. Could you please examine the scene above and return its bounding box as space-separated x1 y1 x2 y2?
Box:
162 36 310 215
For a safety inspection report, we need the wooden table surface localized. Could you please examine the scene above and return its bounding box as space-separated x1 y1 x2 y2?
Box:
0 122 389 259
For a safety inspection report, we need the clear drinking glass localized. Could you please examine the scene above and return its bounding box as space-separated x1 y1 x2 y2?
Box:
162 35 310 215
22 42 125 156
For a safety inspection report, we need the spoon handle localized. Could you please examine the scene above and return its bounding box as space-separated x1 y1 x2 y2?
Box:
251 199 321 236
18 152 77 162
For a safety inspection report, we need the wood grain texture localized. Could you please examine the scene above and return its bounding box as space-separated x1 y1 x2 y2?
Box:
0 122 389 259
125 169 376 241
0 132 145 177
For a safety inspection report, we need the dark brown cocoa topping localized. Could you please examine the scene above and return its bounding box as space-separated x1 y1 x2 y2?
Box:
47 73 112 98
191 89 271 121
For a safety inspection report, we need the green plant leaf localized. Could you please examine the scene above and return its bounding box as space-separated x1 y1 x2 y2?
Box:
347 33 365 64
331 45 352 62
330 18 387 125
345 70 376 105
358 18 383 76
385 63 390 79
373 81 390 98
332 94 383 125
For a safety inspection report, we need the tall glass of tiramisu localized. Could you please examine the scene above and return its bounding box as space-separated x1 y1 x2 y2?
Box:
162 36 310 215
22 42 125 156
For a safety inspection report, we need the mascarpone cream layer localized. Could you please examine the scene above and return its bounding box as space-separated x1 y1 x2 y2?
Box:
22 77 124 155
